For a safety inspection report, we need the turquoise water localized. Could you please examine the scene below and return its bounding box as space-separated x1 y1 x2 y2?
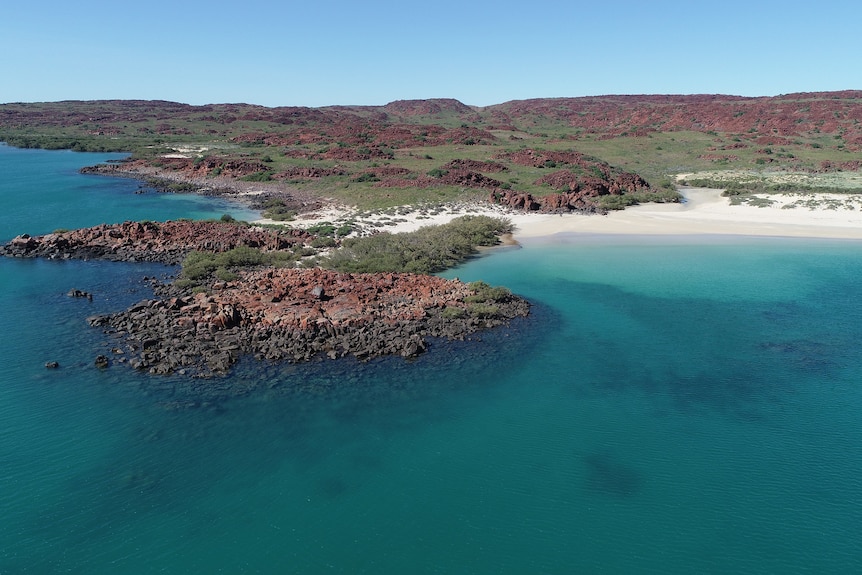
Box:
0 143 258 238
1 145 861 573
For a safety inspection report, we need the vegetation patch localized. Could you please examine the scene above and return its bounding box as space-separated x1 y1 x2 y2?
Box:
320 215 512 274
678 170 862 195
464 281 513 303
260 198 297 221
178 245 296 286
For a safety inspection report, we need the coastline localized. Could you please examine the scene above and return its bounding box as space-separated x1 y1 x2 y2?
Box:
269 187 862 243
510 188 862 241
82 162 862 243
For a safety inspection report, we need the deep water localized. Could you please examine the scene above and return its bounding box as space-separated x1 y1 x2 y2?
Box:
1 144 861 573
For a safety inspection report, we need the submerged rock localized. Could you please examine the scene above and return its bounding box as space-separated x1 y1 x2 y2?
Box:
67 288 93 300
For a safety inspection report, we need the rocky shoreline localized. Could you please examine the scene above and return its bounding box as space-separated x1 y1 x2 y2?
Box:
89 268 529 377
80 159 325 215
2 220 530 377
1 220 312 264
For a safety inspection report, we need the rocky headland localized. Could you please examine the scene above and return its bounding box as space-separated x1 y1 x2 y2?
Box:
1 220 529 377
1 220 311 264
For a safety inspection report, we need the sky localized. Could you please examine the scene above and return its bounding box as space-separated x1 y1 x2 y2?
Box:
1 0 859 108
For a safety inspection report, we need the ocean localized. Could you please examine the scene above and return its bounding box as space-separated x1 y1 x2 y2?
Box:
1 144 860 573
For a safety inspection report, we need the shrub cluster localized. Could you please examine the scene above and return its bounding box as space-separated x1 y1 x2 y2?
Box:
595 188 680 210
465 281 512 303
683 177 861 196
463 280 513 317
260 198 297 221
320 215 512 274
178 245 296 285
241 171 274 182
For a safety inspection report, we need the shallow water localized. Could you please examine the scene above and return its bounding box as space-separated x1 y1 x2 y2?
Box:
1 145 861 573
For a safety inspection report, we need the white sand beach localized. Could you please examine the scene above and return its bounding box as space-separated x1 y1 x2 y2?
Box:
256 188 862 241
509 188 862 240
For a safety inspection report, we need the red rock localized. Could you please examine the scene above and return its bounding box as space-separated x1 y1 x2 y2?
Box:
1 220 312 264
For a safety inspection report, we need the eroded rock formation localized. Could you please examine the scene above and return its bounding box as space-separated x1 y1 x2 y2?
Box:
91 268 529 376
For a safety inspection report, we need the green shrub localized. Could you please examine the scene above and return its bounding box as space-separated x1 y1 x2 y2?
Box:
465 281 512 303
306 223 337 236
180 245 294 281
320 215 512 274
335 224 354 237
173 278 198 289
260 198 298 221
310 236 337 248
215 267 238 282
441 306 466 319
596 194 637 210
353 172 380 183
241 170 274 182
294 247 317 258
467 303 499 318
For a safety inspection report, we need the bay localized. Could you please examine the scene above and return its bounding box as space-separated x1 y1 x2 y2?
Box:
1 145 860 573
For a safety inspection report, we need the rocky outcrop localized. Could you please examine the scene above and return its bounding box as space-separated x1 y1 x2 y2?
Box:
1 220 311 265
3 220 529 377
79 160 326 217
534 171 651 196
485 148 663 213
818 160 862 172
92 268 530 377
488 189 604 214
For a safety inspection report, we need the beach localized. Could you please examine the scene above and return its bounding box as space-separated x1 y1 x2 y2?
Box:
260 188 862 242
512 188 862 240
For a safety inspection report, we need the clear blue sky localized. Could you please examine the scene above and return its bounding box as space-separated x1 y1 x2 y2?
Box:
1 0 858 107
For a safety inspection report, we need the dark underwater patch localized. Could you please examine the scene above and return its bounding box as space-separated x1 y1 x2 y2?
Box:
582 452 644 498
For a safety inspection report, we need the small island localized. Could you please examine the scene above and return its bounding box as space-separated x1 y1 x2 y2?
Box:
2 217 529 377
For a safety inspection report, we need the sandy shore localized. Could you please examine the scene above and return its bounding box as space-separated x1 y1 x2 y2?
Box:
510 188 862 240
255 188 862 242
